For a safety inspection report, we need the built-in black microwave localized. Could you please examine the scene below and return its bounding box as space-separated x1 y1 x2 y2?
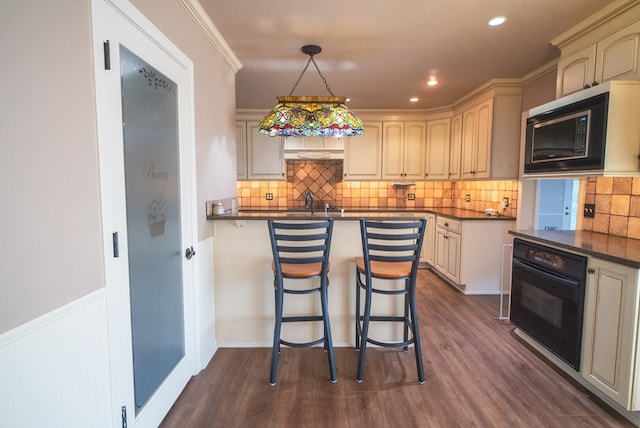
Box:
524 92 608 174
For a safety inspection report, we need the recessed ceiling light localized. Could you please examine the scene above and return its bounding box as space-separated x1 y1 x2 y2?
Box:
410 97 419 102
487 16 507 26
426 79 438 87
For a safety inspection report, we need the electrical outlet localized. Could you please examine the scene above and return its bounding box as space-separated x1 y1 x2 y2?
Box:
584 203 595 218
502 197 509 208
465 194 470 202
265 193 273 200
407 193 415 200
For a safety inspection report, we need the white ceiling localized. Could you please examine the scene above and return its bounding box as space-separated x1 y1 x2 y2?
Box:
200 0 617 111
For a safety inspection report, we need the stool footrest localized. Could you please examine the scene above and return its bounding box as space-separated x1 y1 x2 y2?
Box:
280 338 325 348
366 337 415 348
283 315 323 322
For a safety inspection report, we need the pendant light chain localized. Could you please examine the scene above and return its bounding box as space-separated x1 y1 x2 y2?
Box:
287 54 335 97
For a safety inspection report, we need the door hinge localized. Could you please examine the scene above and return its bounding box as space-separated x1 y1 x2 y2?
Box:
121 405 127 428
103 40 111 70
112 231 119 258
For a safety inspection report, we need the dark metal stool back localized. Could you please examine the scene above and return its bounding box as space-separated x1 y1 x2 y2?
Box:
267 218 336 385
355 218 427 383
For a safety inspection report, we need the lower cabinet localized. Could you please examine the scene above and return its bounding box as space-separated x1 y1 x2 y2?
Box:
582 257 640 410
431 215 513 295
420 213 436 266
434 217 461 284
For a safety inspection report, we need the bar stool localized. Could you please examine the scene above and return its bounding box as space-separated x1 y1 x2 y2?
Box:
267 218 336 386
355 218 427 383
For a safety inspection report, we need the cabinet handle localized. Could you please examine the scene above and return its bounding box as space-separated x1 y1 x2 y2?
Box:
587 268 595 274
444 222 449 227
583 84 591 90
592 81 599 87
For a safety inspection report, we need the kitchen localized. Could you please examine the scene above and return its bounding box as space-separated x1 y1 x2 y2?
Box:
209 0 640 426
3 0 640 427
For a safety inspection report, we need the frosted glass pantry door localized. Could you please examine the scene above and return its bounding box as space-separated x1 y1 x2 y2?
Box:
120 46 184 415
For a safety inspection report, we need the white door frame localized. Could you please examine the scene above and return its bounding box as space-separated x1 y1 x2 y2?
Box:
91 0 197 426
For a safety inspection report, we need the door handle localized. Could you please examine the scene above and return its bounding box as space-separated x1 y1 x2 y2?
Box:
185 246 196 260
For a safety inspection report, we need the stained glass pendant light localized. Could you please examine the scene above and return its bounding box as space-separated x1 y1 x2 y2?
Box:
259 45 364 138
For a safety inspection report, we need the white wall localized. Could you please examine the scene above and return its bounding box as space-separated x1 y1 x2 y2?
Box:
0 0 239 423
0 291 112 427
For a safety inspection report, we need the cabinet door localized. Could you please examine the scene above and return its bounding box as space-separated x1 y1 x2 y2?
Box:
247 123 285 180
236 122 247 180
461 107 477 178
434 226 448 274
382 122 405 179
583 258 639 410
444 231 461 283
448 113 462 180
344 121 382 180
474 99 493 179
404 122 426 180
425 118 450 180
461 99 492 179
556 44 597 98
596 21 640 84
421 213 436 265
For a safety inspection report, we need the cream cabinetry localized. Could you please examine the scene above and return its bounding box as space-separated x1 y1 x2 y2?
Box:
431 215 513 294
237 122 285 181
420 213 437 266
448 113 463 180
583 257 640 410
344 121 382 180
456 84 522 180
434 217 461 284
382 122 426 180
461 99 493 179
554 9 640 97
424 118 451 180
236 122 247 180
283 136 344 160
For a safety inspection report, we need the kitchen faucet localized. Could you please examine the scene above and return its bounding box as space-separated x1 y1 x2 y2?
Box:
305 191 315 214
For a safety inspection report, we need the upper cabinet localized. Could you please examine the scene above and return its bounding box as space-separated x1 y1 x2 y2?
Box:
236 122 247 180
344 121 383 180
448 113 463 180
461 98 493 179
382 122 426 180
456 84 522 180
424 118 451 181
236 121 285 181
554 3 640 98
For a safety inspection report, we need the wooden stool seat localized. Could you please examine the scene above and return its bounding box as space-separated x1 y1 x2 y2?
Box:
355 257 411 278
273 261 330 278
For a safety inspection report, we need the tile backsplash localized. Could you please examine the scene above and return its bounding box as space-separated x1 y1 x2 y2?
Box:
582 177 640 239
237 160 518 217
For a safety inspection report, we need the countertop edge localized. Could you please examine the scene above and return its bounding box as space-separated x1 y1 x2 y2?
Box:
208 208 516 222
509 230 640 269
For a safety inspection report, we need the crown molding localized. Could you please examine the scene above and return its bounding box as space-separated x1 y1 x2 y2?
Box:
550 0 640 48
179 0 242 73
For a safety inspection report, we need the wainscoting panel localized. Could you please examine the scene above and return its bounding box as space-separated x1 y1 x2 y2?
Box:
195 236 217 371
0 289 112 427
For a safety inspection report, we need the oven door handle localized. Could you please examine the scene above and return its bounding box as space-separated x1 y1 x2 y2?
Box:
512 258 580 288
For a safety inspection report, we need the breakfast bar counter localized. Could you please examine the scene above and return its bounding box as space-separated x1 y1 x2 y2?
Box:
207 207 516 221
210 208 515 347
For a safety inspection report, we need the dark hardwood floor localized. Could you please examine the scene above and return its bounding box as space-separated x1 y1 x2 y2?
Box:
160 269 634 428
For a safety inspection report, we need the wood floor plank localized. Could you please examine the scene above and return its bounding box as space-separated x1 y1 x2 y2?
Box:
160 269 634 428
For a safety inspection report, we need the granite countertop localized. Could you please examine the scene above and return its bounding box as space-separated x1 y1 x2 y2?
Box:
208 208 516 221
509 229 640 268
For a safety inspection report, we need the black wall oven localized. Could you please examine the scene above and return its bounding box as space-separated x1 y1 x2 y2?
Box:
511 238 587 370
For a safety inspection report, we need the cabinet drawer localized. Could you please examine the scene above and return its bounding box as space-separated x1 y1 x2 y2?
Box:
436 216 461 233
